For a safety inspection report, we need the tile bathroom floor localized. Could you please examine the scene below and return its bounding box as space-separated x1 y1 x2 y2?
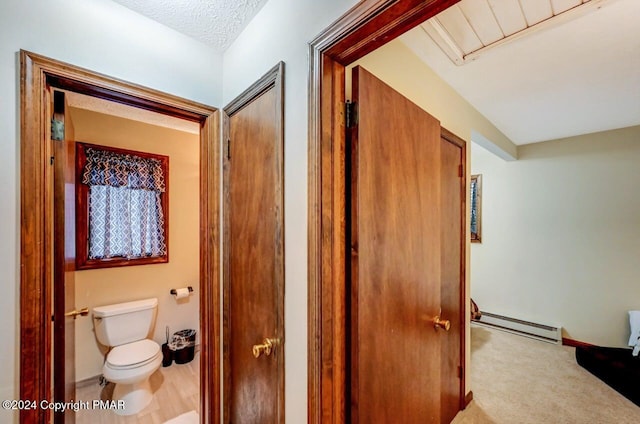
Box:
76 351 199 424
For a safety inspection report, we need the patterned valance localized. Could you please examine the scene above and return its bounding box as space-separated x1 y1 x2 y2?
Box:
81 147 166 192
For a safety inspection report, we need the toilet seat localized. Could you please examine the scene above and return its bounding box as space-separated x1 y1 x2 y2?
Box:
107 339 161 370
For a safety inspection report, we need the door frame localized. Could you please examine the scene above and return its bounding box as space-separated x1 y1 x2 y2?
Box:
307 1 464 422
19 50 220 423
222 62 285 423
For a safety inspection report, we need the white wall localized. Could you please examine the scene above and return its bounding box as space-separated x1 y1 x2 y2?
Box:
351 39 517 160
471 126 640 347
222 0 358 421
1 0 222 421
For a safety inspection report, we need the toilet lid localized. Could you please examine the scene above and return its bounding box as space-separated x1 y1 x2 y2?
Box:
107 339 160 369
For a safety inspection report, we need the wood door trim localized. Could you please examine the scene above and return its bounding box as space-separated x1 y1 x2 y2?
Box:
223 62 285 424
224 63 285 116
562 338 596 348
19 50 221 424
441 127 466 149
464 391 474 408
52 90 76 424
316 0 461 65
441 127 468 412
307 1 462 422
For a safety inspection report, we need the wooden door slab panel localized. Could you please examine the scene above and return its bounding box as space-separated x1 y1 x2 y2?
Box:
350 66 442 424
229 88 279 423
223 62 285 424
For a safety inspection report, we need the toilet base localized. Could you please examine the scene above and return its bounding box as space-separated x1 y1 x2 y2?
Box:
112 379 153 416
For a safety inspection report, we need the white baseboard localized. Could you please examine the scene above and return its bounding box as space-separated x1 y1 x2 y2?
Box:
473 311 562 344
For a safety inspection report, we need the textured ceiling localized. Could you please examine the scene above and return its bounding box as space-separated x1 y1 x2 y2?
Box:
107 0 639 146
110 0 270 52
402 0 640 145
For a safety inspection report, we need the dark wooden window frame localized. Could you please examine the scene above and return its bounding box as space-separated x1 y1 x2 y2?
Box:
307 1 465 422
75 142 170 269
20 50 220 423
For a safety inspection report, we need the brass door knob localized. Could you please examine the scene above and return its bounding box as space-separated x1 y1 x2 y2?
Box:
252 337 279 358
433 315 451 331
64 307 89 319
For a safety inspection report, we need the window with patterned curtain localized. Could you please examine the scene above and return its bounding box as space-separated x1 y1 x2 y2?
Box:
76 142 169 269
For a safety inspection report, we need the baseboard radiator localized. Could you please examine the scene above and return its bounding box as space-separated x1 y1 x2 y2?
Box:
473 311 562 344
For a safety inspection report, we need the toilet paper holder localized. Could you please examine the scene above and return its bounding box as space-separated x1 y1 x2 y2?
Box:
170 286 194 295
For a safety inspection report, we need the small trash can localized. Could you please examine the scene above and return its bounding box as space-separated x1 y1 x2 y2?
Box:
171 329 196 364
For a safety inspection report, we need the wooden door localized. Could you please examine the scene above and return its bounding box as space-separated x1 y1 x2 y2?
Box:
223 64 284 423
349 66 448 423
440 129 466 424
52 90 78 423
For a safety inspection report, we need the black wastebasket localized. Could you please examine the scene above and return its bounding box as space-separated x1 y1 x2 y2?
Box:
171 329 196 364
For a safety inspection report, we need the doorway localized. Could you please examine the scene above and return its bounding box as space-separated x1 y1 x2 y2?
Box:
59 91 201 422
307 0 467 422
19 51 220 423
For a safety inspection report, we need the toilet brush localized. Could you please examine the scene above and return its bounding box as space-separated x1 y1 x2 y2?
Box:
162 326 173 367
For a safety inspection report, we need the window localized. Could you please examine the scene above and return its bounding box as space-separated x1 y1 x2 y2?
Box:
76 142 169 269
470 174 482 243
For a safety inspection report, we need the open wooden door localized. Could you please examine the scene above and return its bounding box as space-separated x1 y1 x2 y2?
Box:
52 90 80 424
349 66 456 423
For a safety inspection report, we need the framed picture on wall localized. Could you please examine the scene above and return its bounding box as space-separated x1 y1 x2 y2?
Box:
471 174 482 243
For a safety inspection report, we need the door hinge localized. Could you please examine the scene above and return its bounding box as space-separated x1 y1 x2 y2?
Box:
458 164 463 178
458 366 464 379
227 138 231 160
51 315 55 322
345 101 358 128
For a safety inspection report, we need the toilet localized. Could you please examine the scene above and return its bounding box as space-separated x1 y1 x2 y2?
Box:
93 298 162 416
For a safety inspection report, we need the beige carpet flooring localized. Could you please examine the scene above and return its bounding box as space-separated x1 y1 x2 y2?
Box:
452 325 640 424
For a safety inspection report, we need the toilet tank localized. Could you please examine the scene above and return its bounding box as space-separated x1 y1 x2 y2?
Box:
93 298 158 347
